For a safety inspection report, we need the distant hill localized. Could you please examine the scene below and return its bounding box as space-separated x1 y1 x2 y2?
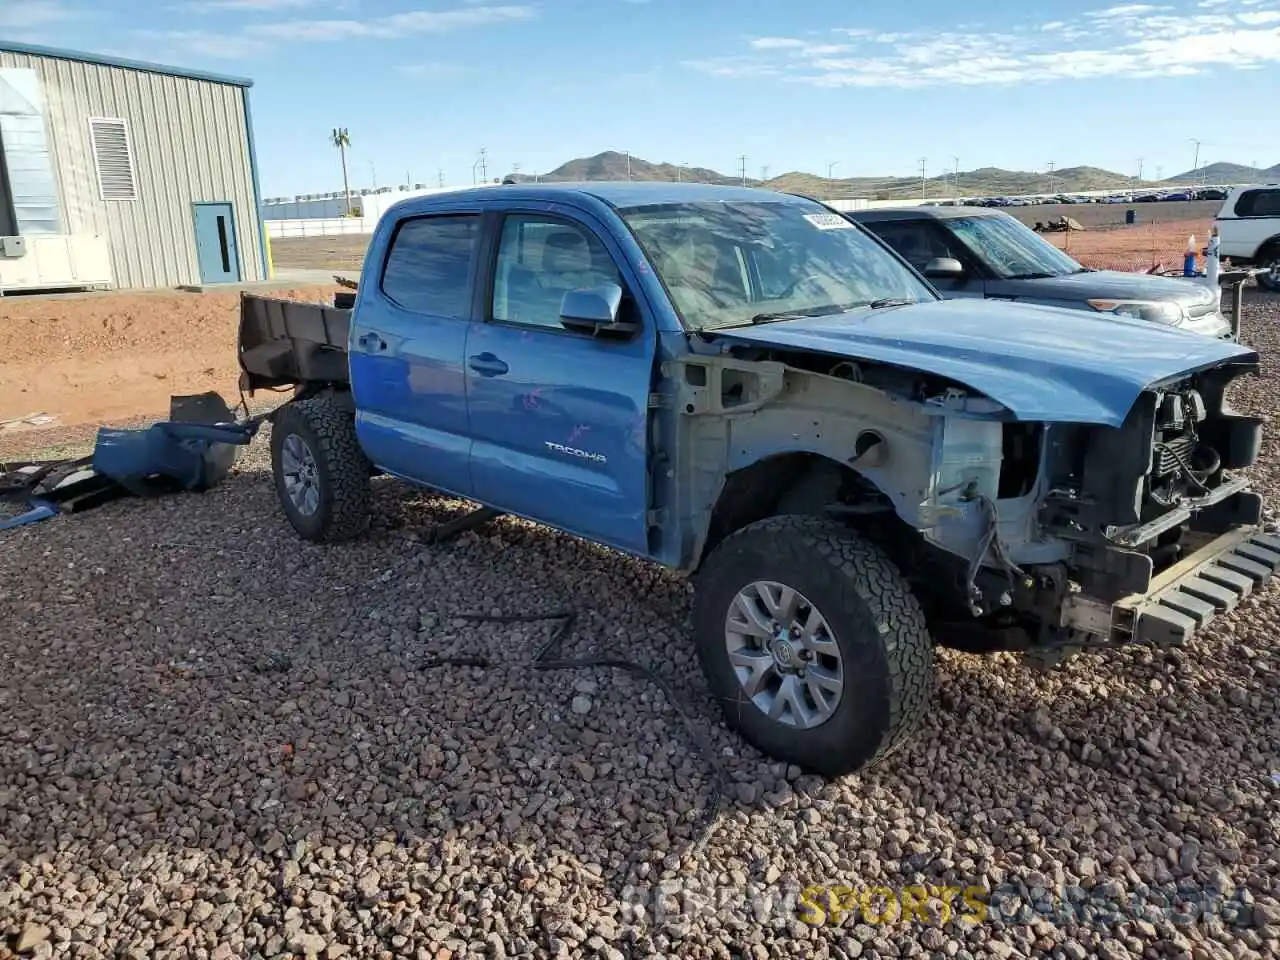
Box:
504 151 1278 200
1165 161 1279 184
512 151 742 187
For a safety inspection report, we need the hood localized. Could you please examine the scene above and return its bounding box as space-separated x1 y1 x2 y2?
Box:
989 270 1221 313
709 298 1255 427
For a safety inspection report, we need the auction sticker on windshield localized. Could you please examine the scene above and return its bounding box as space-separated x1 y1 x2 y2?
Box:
803 213 854 230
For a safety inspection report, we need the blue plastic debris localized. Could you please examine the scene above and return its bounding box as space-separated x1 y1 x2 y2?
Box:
0 499 57 531
91 420 260 497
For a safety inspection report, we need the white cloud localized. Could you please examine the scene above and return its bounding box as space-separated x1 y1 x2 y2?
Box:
0 0 76 29
1086 3 1168 17
691 2 1280 88
397 62 466 76
749 37 807 50
134 29 270 58
249 4 536 41
188 0 327 10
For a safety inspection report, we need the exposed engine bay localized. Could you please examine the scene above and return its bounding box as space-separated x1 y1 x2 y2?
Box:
689 341 1264 656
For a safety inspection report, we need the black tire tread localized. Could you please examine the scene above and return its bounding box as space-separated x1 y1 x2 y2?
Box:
1256 247 1280 292
696 513 934 773
273 395 372 542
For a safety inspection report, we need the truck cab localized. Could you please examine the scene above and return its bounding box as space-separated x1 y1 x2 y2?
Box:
239 182 1273 778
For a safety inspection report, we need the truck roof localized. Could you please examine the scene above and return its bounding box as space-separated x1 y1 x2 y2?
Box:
403 180 811 210
847 206 1005 222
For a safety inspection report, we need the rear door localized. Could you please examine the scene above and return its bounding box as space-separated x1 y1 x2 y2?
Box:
464 204 657 556
348 210 479 496
861 217 986 298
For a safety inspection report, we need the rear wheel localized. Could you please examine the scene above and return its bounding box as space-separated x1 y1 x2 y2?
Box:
693 514 935 777
1257 249 1280 293
270 395 372 542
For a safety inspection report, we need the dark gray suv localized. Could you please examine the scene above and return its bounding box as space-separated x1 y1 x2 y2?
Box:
849 206 1233 340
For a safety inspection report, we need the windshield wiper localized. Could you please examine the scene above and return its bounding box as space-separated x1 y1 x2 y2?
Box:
1006 271 1057 280
748 312 808 325
867 297 916 309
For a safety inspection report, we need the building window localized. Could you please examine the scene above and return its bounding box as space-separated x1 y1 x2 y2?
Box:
88 118 138 202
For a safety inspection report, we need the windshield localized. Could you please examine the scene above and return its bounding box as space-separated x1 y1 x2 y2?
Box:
617 201 936 330
945 214 1085 280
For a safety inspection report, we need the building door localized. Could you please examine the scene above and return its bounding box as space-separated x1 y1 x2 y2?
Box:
192 202 241 283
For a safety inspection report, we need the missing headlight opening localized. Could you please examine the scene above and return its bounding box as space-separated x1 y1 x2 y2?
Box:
998 423 1043 499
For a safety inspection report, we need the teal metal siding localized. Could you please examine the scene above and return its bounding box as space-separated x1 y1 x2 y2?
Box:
0 48 265 288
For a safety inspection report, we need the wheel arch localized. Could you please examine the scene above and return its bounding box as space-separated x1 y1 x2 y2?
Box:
1252 233 1280 261
690 450 910 574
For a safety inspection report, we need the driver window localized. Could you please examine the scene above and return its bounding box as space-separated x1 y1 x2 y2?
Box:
492 215 624 329
868 219 956 272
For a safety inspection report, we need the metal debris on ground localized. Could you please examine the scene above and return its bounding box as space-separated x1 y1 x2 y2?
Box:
0 391 275 534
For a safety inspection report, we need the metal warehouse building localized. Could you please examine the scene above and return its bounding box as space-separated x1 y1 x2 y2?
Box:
0 41 267 293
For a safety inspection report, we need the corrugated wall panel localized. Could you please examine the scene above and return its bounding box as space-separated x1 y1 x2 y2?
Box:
0 50 263 288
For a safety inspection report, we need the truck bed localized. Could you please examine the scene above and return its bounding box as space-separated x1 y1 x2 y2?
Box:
237 293 351 393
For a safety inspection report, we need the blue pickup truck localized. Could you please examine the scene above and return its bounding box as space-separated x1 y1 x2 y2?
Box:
238 182 1277 777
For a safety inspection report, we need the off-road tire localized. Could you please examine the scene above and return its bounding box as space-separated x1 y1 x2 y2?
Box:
271 395 372 543
1257 249 1280 293
693 514 934 777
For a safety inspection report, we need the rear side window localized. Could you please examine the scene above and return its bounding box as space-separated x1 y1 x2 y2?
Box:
381 214 478 317
1234 189 1280 218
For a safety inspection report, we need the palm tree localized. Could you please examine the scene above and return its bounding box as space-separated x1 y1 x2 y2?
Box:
331 127 352 216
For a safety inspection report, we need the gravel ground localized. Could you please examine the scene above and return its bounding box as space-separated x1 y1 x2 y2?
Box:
3 294 1280 960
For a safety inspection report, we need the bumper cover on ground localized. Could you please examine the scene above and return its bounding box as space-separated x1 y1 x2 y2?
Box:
1065 526 1280 646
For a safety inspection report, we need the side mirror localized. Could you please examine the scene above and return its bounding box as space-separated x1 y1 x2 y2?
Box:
923 257 965 279
559 283 639 337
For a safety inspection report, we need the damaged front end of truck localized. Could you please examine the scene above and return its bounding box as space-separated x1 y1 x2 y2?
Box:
666 299 1273 667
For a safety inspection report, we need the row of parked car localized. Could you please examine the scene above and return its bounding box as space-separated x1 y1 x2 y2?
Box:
927 185 1229 208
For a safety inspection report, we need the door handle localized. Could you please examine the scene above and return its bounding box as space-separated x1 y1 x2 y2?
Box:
468 353 509 377
358 332 386 351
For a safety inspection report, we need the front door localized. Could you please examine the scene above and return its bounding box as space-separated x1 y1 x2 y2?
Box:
866 218 986 298
348 211 478 496
464 208 656 556
192 202 241 283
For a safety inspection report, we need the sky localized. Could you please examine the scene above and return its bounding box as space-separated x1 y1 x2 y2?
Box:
5 0 1280 196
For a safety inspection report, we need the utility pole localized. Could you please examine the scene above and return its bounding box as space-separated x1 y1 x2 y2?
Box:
919 157 927 200
472 147 487 184
437 169 445 187
676 163 683 183
369 160 377 189
625 151 632 180
1190 138 1203 183
1047 161 1056 193
828 161 839 179
1135 157 1144 183
760 164 770 182
738 155 748 186
952 155 960 200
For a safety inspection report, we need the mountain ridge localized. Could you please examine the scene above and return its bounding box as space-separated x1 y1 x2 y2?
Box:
505 150 1280 199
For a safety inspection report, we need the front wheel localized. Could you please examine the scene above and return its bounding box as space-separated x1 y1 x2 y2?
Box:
693 515 935 777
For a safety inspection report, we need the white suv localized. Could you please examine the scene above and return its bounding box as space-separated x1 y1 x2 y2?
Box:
1214 185 1280 292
